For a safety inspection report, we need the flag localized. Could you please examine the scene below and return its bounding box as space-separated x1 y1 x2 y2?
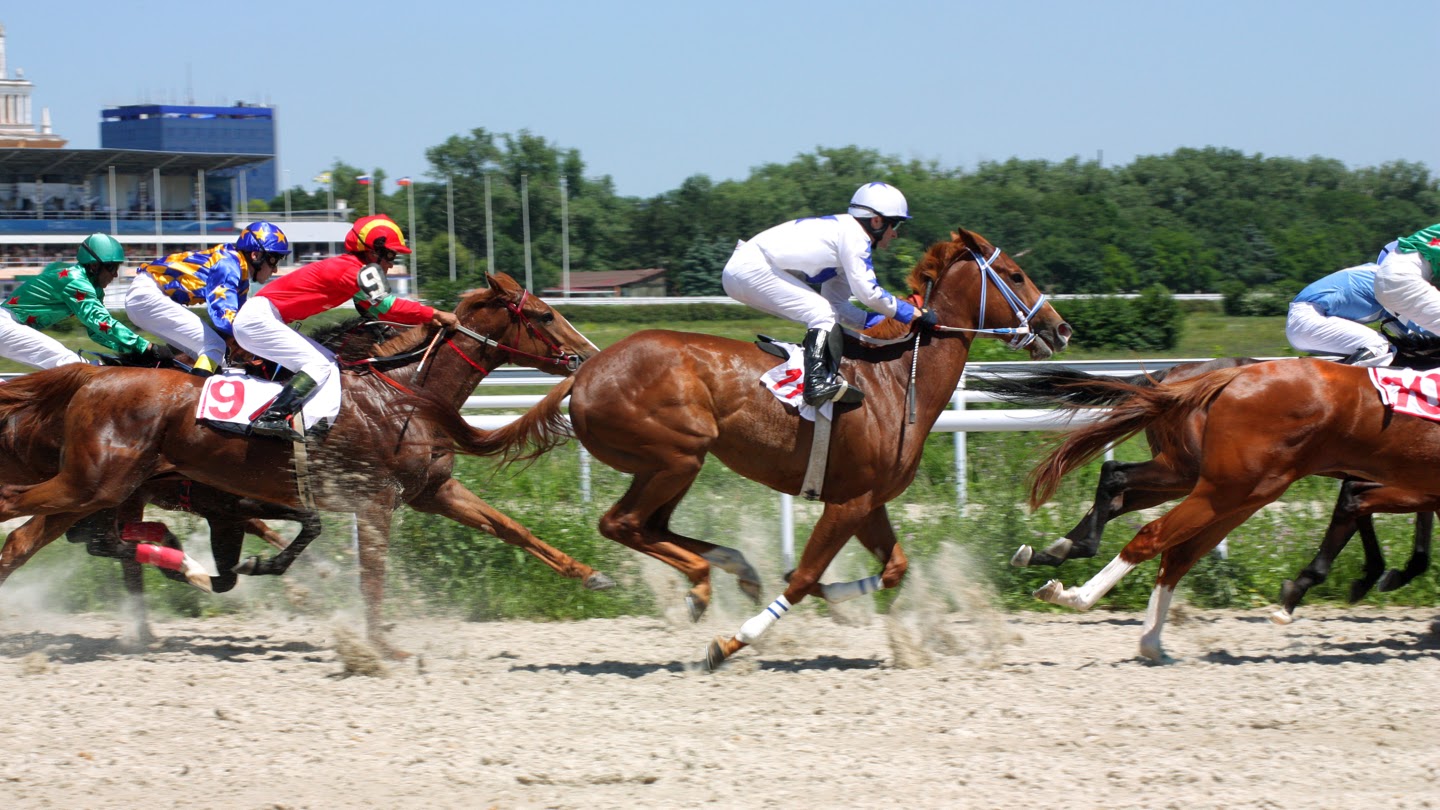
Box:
356 174 373 186
312 171 332 185
396 177 412 187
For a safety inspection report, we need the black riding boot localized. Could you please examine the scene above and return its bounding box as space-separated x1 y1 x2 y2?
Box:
250 372 319 439
801 328 864 406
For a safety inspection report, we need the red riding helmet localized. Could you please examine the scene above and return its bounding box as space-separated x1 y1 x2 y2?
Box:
345 214 412 255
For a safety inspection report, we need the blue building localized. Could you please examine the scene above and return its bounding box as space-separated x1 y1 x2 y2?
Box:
100 103 277 206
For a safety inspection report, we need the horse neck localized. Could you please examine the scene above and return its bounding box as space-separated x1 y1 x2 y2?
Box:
379 337 503 409
905 323 976 425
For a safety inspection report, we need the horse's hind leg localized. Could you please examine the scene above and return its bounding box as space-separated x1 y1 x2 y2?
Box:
406 477 610 588
1276 480 1372 622
1015 459 1190 567
0 513 84 588
233 509 325 577
598 468 717 621
1377 510 1434 593
642 484 763 606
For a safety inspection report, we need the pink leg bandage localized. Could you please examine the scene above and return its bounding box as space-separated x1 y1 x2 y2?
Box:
134 544 185 571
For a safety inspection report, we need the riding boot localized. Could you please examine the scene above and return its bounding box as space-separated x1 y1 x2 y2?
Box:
801 328 864 406
191 354 219 378
250 372 319 439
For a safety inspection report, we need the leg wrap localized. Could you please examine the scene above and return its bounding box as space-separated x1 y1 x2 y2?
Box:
134 544 186 572
821 575 883 603
737 596 791 644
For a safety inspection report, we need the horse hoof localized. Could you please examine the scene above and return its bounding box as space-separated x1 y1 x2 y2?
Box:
1010 545 1034 567
703 637 729 672
210 574 238 594
1139 646 1176 665
1374 572 1402 593
738 579 763 605
1042 537 1073 558
232 556 259 576
685 593 708 623
185 571 214 593
1269 608 1294 626
584 572 617 591
1032 579 1063 603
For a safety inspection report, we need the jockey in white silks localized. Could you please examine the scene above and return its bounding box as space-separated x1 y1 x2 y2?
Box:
1373 223 1440 346
721 182 936 406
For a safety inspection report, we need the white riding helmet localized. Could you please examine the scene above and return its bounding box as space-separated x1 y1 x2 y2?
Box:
848 182 911 221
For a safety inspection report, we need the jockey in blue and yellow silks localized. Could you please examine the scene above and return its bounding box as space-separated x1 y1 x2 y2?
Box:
125 221 290 377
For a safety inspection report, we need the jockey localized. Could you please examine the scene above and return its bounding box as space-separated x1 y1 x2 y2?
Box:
721 182 937 406
0 233 170 369
1286 262 1424 366
1372 222 1440 338
232 214 459 439
126 221 290 378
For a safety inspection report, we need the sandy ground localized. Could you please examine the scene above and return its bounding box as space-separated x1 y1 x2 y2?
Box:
0 597 1437 809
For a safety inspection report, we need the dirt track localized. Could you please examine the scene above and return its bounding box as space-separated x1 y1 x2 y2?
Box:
1 600 1437 809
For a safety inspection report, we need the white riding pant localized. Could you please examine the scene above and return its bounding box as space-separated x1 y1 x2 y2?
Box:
124 273 227 368
1285 301 1393 364
0 306 85 369
1374 252 1440 334
232 297 335 386
722 241 862 333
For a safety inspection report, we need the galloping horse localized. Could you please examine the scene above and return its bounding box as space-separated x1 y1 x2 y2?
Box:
0 273 610 656
984 358 1434 620
1024 357 1440 661
0 365 323 643
426 229 1071 668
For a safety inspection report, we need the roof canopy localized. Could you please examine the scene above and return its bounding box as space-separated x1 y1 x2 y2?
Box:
0 147 267 179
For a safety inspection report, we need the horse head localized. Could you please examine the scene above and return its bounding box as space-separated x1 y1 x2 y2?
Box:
451 272 601 375
918 228 1071 360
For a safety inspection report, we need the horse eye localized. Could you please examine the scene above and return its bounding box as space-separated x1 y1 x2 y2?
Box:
1009 272 1024 284
538 312 555 324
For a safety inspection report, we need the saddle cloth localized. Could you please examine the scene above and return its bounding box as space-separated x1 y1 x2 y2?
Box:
759 343 834 423
1368 367 1440 423
195 366 343 433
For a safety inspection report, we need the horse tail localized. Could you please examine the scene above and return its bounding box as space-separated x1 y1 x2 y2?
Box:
974 368 1167 408
1026 365 1247 508
407 377 576 462
0 364 99 426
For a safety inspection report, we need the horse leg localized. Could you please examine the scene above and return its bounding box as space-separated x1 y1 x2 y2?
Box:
407 477 611 589
1138 522 1244 663
707 501 870 670
0 513 84 588
640 484 763 606
241 518 292 551
1275 480 1370 622
597 468 717 621
233 508 324 577
353 502 407 659
1016 460 1180 567
818 504 908 602
1378 511 1435 593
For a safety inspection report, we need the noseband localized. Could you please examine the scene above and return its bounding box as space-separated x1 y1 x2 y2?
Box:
449 290 584 372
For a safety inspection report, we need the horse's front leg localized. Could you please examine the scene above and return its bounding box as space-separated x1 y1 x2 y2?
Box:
819 504 907 603
233 508 324 577
706 501 870 670
353 500 405 660
0 513 84 589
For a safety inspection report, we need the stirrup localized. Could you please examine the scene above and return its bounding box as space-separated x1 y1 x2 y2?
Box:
250 413 302 440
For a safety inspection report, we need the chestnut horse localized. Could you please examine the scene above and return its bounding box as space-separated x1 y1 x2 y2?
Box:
0 365 323 644
0 273 610 656
1024 357 1440 661
428 229 1071 669
985 358 1433 620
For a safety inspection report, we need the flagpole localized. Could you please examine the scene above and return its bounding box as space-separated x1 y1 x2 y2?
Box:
484 172 495 274
560 175 570 298
521 173 532 292
367 175 375 217
447 176 456 283
405 179 416 296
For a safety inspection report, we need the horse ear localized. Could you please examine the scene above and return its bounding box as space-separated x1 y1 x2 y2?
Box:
950 231 960 241
485 273 502 291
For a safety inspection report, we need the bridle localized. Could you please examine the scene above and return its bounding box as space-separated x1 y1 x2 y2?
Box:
447 289 584 372
930 246 1049 350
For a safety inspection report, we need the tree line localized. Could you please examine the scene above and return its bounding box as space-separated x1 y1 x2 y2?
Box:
268 129 1439 303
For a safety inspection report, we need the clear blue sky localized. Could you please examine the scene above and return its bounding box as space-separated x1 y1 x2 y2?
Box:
4 1 1436 199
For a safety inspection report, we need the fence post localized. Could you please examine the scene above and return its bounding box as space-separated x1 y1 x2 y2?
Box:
779 492 795 571
953 383 968 512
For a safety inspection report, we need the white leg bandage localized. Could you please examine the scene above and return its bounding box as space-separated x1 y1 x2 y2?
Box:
1038 555 1137 610
736 596 791 644
821 575 883 603
1139 585 1175 661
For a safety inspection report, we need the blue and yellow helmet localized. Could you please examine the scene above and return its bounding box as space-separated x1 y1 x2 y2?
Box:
235 221 290 256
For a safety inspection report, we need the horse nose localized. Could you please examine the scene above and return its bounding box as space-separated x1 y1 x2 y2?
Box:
1055 322 1073 349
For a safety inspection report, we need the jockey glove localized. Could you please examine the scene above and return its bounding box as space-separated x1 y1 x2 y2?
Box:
138 343 176 364
915 307 939 332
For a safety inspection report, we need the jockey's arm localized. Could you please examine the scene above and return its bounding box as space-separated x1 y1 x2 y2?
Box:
838 231 917 325
63 279 149 355
204 258 245 339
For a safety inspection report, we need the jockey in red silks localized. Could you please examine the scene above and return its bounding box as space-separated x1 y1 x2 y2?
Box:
126 221 291 378
232 214 459 439
721 182 936 406
0 233 169 369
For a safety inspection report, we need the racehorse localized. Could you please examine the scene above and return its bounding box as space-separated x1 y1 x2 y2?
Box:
424 229 1071 668
1023 357 1440 661
0 273 610 657
982 358 1434 620
0 365 323 644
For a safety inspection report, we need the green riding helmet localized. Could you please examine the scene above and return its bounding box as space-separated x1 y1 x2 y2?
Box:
77 233 125 267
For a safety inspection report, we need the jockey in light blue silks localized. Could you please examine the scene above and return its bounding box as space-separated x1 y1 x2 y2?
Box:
721 182 936 406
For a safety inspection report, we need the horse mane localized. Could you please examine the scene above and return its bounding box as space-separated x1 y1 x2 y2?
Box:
860 232 973 342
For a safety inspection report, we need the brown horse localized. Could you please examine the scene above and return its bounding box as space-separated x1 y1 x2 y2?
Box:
986 358 1434 620
424 229 1071 668
0 273 610 656
1025 357 1440 661
0 366 323 643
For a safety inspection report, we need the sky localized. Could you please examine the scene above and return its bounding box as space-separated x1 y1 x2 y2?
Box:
3 0 1436 199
